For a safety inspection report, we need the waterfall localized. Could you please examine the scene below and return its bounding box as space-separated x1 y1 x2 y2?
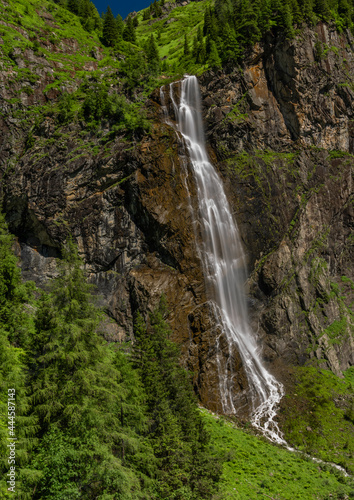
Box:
163 75 285 444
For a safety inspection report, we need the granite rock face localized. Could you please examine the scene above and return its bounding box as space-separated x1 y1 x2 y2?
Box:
1 21 353 412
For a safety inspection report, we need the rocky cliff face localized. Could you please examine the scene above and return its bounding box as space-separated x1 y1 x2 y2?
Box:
199 22 354 383
1 18 353 414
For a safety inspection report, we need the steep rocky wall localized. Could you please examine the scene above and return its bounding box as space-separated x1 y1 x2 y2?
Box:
199 22 354 382
1 19 353 414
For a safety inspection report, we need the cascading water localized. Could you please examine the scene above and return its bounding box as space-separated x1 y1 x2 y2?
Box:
163 75 286 444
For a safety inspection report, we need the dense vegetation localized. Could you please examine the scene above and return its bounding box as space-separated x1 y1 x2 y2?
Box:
1 213 354 498
49 0 354 76
0 214 222 498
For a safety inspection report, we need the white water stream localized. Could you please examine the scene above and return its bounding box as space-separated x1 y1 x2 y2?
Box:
161 75 286 444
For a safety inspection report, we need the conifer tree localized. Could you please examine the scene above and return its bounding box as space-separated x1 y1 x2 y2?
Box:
204 8 211 36
133 297 222 499
233 0 261 47
198 40 207 64
221 23 240 63
146 34 160 74
314 0 332 19
208 40 222 69
280 3 295 37
123 16 136 43
192 34 199 59
67 0 80 15
28 239 149 498
197 24 203 43
116 13 124 38
153 0 163 17
0 212 37 496
288 0 302 24
184 33 190 56
102 5 118 47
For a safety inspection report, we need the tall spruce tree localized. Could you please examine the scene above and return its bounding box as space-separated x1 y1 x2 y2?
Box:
116 13 124 38
0 212 37 497
102 5 119 47
123 16 136 43
184 33 190 56
146 34 160 74
28 239 150 498
133 297 222 499
208 39 222 69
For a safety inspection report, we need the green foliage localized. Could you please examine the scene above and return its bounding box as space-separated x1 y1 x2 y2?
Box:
123 16 137 44
81 82 150 135
134 0 354 73
57 92 76 124
145 34 160 74
133 296 222 499
27 239 150 498
66 0 101 33
281 366 354 473
202 408 354 499
102 6 119 47
0 212 37 497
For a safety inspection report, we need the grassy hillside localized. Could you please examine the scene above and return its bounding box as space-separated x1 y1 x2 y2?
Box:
135 0 213 75
202 408 354 499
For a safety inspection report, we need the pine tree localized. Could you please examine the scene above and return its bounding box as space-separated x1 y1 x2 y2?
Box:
102 5 118 47
197 24 203 43
123 16 136 43
0 212 37 496
203 8 212 36
192 34 199 59
153 0 163 17
221 23 240 63
233 0 261 47
288 0 302 24
146 34 160 74
279 3 296 37
28 239 150 498
208 40 222 69
133 297 222 499
116 13 124 38
314 0 331 19
184 33 190 56
67 0 80 15
198 40 207 64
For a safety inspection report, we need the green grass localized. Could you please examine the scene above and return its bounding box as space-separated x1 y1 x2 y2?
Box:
136 0 214 74
280 367 354 475
0 0 104 85
201 407 354 499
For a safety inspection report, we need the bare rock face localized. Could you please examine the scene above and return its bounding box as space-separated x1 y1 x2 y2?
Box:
1 21 353 414
199 22 354 382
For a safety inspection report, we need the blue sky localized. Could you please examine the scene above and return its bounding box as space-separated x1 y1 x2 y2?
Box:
92 0 151 20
